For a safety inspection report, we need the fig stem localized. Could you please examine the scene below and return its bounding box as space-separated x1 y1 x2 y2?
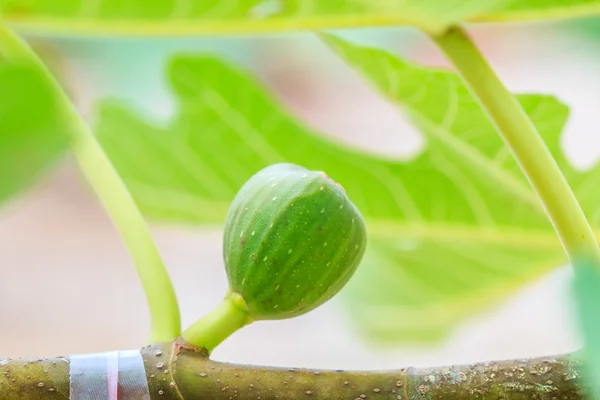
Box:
182 291 252 352
0 22 181 343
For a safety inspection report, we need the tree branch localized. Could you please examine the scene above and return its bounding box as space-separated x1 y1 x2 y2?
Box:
0 341 589 399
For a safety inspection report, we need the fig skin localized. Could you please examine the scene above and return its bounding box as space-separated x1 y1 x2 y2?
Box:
223 163 367 320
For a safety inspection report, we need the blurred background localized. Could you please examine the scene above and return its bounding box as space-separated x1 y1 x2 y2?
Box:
1 18 600 370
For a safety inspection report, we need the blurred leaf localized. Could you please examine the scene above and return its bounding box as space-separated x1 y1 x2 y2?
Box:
476 0 600 23
3 0 599 37
572 262 600 399
323 34 600 340
0 0 503 36
568 16 600 45
96 54 580 340
0 63 68 205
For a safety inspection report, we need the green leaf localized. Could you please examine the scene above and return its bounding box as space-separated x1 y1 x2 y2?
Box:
476 0 600 23
96 52 582 341
0 0 528 37
572 262 600 399
322 34 600 340
2 0 599 36
0 63 68 205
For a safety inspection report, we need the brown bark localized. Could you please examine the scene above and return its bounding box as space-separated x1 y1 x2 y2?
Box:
0 341 591 399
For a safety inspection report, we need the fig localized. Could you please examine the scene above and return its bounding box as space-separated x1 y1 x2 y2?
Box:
223 163 367 320
183 163 367 351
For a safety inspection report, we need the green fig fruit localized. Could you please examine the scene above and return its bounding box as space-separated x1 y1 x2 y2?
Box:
223 163 367 320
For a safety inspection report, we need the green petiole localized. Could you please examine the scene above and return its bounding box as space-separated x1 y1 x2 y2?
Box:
430 26 600 269
0 22 181 343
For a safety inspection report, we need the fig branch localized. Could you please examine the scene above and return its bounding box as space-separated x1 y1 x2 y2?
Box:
0 343 589 400
0 22 181 343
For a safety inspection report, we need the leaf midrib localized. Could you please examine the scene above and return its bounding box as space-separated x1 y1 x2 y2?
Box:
128 175 565 246
4 3 600 36
2 12 436 37
128 176 565 248
473 2 600 22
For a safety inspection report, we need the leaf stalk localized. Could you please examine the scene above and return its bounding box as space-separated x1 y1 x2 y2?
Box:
430 26 600 269
0 21 181 343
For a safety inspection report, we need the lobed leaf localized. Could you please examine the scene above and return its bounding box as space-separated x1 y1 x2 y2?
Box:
95 50 587 340
323 34 600 340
